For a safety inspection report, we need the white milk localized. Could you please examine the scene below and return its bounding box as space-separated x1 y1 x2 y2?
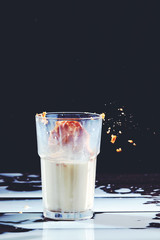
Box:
41 156 96 213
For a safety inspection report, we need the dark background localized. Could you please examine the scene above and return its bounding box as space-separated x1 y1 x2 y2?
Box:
0 1 160 174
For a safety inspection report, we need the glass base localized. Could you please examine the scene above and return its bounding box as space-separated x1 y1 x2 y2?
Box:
44 209 93 221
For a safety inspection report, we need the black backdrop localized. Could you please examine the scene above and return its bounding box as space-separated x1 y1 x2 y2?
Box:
0 1 160 173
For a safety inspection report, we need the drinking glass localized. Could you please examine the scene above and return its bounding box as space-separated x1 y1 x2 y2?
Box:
35 112 102 220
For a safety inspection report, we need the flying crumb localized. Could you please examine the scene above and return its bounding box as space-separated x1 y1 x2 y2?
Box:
133 143 136 146
110 134 117 144
100 113 105 120
118 108 123 111
91 117 94 120
128 140 133 143
119 131 122 134
106 129 110 134
116 148 122 152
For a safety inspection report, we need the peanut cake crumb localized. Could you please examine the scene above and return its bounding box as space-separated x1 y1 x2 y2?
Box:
116 148 122 152
100 113 105 120
36 112 48 125
106 129 110 134
110 134 117 144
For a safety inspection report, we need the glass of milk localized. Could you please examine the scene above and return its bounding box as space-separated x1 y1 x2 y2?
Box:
35 112 103 220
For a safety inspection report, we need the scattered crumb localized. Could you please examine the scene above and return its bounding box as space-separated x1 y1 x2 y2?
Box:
19 211 23 214
42 112 48 125
36 112 48 125
42 112 47 118
110 134 117 144
128 140 133 143
24 205 30 209
116 148 122 152
118 108 123 111
100 113 105 120
91 117 94 120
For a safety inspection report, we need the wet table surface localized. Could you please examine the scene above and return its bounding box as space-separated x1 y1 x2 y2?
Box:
0 173 160 239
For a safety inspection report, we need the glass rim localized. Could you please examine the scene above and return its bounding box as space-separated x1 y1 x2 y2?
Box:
35 111 103 120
